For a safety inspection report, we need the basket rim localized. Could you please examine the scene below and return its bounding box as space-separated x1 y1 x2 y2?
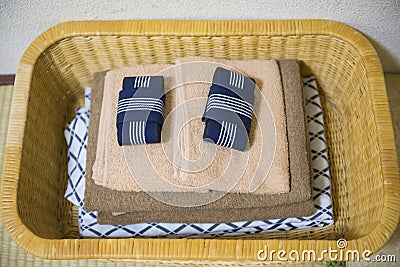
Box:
1 19 399 261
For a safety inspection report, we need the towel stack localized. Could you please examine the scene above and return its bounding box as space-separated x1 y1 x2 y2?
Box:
64 57 334 238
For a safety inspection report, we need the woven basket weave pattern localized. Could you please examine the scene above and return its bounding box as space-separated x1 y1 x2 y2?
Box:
1 20 398 261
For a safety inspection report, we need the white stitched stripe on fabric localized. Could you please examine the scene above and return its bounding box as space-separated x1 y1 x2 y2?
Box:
139 121 144 144
206 95 253 119
227 122 234 147
136 121 141 144
207 94 252 111
222 122 231 146
220 121 228 147
219 121 226 146
128 121 147 145
140 121 144 144
118 98 163 106
133 76 152 88
129 121 133 145
228 71 245 89
118 104 164 111
118 98 164 114
230 123 237 148
146 76 151 87
206 104 252 119
225 122 231 147
118 106 164 115
133 121 137 144
216 121 225 145
216 121 236 148
142 121 146 144
206 97 252 117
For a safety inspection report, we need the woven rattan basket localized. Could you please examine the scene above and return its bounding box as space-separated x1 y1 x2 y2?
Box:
1 20 399 263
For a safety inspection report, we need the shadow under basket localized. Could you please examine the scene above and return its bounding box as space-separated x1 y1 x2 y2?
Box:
1 20 399 263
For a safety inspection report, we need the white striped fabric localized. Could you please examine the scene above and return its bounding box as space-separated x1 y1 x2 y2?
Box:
128 121 146 145
216 121 238 148
229 71 245 89
117 98 164 115
133 76 151 88
205 94 253 119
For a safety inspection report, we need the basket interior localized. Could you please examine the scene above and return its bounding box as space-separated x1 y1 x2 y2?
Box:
17 33 384 241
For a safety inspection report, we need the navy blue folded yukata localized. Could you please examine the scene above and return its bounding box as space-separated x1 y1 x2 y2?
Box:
202 67 256 151
116 76 165 146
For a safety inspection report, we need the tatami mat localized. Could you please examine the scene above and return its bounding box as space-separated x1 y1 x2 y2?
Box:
0 85 13 176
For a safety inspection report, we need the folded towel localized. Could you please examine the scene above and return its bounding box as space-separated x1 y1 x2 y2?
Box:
89 58 289 195
167 57 289 195
96 59 315 223
117 76 165 145
91 64 172 187
65 74 333 237
84 59 313 223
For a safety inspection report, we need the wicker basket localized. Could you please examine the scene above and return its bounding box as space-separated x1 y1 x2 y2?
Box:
1 20 399 263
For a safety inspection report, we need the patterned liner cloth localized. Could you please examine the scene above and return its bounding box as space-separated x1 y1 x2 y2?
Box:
64 76 333 238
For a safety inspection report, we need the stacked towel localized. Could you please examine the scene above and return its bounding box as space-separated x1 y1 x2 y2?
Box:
88 59 290 196
97 59 315 224
64 75 333 237
63 56 333 237
81 58 316 224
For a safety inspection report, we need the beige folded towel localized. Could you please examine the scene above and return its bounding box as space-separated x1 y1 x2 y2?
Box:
169 56 289 194
91 58 289 195
92 64 172 187
85 59 312 216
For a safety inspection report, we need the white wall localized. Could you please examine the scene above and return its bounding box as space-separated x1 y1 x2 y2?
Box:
1 0 399 74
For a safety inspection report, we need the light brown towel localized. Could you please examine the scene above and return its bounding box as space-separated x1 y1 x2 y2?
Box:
97 198 315 224
91 59 290 195
85 59 313 217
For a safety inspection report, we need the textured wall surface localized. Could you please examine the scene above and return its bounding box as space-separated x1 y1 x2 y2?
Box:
0 0 399 74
